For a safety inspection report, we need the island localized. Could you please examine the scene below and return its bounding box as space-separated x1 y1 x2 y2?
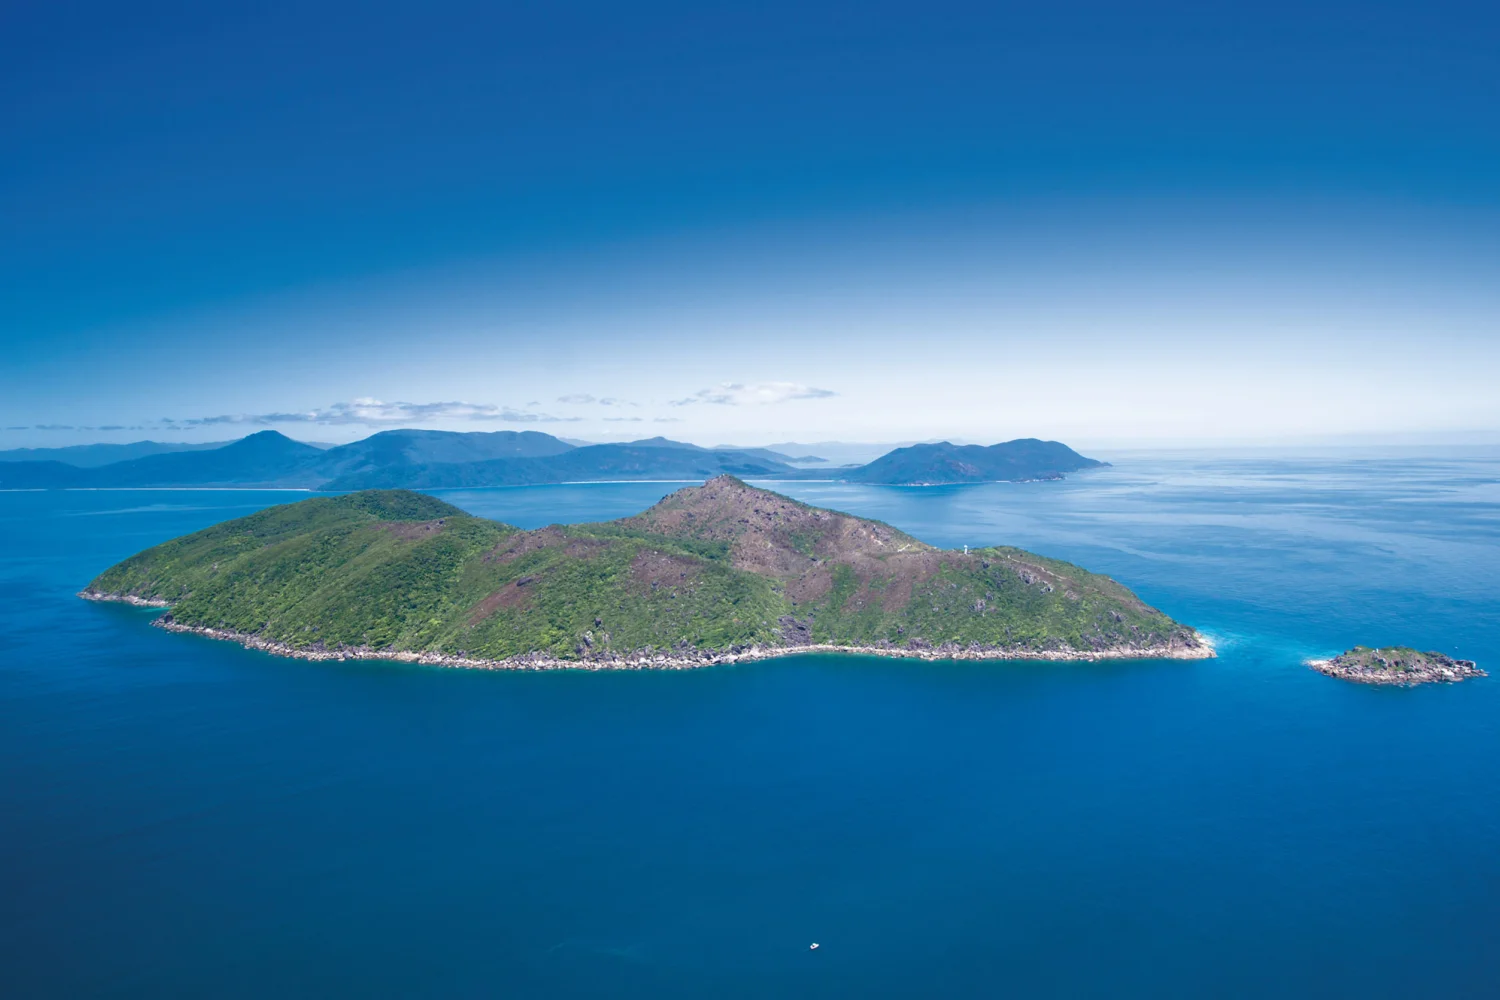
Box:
80 477 1212 670
843 439 1105 485
1310 646 1485 686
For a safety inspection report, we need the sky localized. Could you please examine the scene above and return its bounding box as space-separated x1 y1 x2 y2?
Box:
3 0 1499 448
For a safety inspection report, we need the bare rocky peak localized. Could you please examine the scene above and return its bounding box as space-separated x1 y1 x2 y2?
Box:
626 475 930 578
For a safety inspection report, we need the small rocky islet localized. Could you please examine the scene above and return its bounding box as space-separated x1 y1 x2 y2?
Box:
1311 646 1484 687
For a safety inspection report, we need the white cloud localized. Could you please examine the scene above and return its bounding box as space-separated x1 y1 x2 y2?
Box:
558 394 632 407
670 381 837 406
18 423 149 432
166 398 580 427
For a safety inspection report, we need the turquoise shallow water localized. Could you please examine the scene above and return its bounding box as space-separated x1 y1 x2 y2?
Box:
2 454 1498 997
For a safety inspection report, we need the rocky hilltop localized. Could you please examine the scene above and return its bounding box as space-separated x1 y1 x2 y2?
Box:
81 478 1211 670
1311 646 1484 687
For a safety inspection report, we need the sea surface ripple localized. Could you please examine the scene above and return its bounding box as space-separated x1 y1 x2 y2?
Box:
2 451 1497 997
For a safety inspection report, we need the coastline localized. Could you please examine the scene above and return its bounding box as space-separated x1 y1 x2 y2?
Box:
81 591 171 608
80 590 1215 671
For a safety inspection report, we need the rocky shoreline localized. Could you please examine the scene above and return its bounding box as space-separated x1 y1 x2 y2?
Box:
82 590 1214 671
1309 646 1485 687
79 591 170 608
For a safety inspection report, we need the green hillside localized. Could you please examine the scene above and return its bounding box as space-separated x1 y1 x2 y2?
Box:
84 478 1209 666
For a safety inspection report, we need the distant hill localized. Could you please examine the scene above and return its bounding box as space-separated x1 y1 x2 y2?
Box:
844 439 1106 485
0 430 583 490
622 436 698 450
624 436 800 466
0 431 326 489
0 440 230 467
95 431 328 487
320 441 797 490
314 429 576 483
83 478 1209 668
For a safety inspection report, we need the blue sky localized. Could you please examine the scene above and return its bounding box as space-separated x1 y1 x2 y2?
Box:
3 1 1498 447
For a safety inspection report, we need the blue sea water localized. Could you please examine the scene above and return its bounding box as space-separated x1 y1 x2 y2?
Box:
2 453 1498 998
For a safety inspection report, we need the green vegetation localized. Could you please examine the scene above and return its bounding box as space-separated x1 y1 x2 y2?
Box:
86 480 1205 664
800 546 1173 652
1348 646 1421 670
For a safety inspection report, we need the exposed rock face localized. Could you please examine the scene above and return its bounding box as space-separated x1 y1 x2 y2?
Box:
78 590 170 608
621 475 930 588
1310 646 1485 686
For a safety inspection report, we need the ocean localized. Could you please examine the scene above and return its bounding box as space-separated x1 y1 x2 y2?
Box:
2 453 1497 997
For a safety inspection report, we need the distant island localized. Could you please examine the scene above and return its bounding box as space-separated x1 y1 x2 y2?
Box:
0 430 1105 490
1310 646 1484 686
844 440 1105 485
81 477 1209 670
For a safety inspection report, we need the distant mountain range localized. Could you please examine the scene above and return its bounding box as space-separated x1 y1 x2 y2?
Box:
0 440 234 467
0 430 1105 490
